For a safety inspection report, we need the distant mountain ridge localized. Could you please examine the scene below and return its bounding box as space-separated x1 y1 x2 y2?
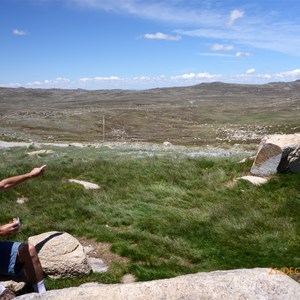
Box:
1 79 300 93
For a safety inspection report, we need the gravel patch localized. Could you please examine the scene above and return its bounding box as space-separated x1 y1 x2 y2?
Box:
0 140 254 158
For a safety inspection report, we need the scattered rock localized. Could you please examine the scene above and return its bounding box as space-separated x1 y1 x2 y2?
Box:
163 141 172 146
225 179 238 188
237 175 269 186
77 238 130 270
68 179 100 190
15 268 300 300
121 274 136 284
83 245 94 255
68 143 86 148
28 231 92 279
0 280 25 294
16 197 28 204
238 156 255 164
29 143 42 149
27 150 54 156
87 257 108 273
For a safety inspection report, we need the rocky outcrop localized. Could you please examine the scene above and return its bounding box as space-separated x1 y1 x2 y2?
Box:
250 134 300 176
16 268 300 300
28 231 92 279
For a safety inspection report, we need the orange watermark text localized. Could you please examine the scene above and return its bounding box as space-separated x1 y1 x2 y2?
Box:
268 267 300 275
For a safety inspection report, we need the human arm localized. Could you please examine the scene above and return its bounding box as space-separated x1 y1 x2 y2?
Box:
0 165 46 192
0 221 19 236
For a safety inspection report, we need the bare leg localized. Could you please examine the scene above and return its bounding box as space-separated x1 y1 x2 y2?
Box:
17 244 44 285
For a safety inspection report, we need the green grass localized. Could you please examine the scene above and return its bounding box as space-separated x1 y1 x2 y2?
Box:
0 146 300 291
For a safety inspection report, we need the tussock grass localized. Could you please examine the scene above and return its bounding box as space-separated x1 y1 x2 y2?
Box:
0 146 299 290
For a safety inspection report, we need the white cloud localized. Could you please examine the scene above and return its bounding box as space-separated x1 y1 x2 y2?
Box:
279 69 300 76
13 29 28 36
198 52 235 57
94 76 120 81
256 74 272 79
227 9 244 27
26 77 71 88
67 1 300 56
211 44 234 51
226 69 300 83
79 77 90 83
68 0 224 26
236 52 253 57
171 72 221 80
43 77 71 85
27 81 42 86
246 68 256 74
3 69 300 90
180 20 300 56
79 76 120 82
273 69 300 79
144 32 181 41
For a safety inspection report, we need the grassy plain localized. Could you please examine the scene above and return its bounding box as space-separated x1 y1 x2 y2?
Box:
1 81 300 147
0 145 299 291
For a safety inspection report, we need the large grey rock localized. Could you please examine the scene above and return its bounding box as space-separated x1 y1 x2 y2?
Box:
28 231 91 279
251 134 300 175
287 146 300 173
16 268 300 300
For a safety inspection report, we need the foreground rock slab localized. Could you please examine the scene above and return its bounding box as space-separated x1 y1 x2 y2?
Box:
16 268 300 300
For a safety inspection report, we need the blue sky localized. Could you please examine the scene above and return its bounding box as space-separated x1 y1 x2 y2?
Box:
1 0 300 90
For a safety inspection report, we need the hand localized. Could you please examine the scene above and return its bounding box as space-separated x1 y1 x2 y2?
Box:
29 165 47 178
0 221 20 236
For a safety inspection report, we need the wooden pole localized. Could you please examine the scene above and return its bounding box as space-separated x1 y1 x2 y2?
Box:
103 114 105 143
